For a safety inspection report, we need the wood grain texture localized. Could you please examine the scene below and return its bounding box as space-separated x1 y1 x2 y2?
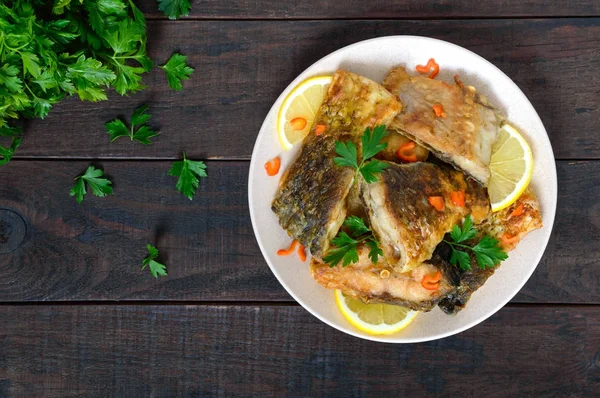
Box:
0 304 598 397
14 19 600 160
0 160 597 303
136 0 600 19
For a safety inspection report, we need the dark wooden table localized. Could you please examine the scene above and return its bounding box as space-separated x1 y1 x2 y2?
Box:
1 1 599 396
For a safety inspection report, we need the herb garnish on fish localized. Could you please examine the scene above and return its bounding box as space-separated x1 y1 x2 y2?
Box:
334 125 389 183
444 215 508 271
323 216 383 267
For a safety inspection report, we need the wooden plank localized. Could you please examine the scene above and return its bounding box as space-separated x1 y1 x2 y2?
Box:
0 160 597 303
13 19 600 160
0 304 597 396
136 0 600 19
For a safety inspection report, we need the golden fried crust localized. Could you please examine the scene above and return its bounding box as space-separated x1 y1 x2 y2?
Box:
482 188 543 251
383 66 501 185
272 70 401 256
309 247 455 312
362 161 490 272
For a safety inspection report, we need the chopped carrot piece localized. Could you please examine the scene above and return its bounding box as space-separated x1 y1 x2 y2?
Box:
501 233 520 246
511 204 524 217
290 117 307 130
428 196 444 211
277 240 299 256
433 104 446 118
297 245 307 262
314 124 326 135
264 157 281 176
416 58 439 79
421 271 441 290
451 191 465 207
397 141 418 163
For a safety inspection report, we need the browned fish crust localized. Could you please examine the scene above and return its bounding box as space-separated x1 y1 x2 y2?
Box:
272 70 401 256
438 188 543 314
309 247 456 312
362 161 490 272
383 66 501 185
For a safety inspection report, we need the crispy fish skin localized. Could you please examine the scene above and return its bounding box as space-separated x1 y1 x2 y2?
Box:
361 161 490 272
438 188 543 314
310 246 455 312
383 66 501 185
272 70 401 257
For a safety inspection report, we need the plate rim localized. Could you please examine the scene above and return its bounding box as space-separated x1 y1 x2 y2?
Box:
248 35 558 343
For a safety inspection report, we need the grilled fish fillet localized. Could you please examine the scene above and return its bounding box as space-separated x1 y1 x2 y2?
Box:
361 161 490 272
438 188 543 314
310 246 455 311
383 66 501 185
272 70 401 257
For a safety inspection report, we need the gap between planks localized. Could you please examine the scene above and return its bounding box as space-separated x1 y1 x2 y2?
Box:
141 16 600 22
0 301 597 308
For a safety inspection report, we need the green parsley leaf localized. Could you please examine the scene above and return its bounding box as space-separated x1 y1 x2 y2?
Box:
142 244 168 278
359 159 389 183
160 53 194 91
323 232 360 267
449 215 477 243
0 125 23 167
444 215 508 271
69 165 113 204
343 216 370 238
366 239 384 265
323 216 383 267
334 125 388 184
105 105 159 144
333 141 359 168
157 0 192 20
472 236 509 269
450 248 471 271
168 152 208 200
361 125 388 160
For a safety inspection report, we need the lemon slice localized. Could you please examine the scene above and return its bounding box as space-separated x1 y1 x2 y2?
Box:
488 123 534 212
334 290 418 335
277 75 332 150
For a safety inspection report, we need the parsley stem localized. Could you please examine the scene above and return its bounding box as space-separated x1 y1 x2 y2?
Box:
443 240 473 251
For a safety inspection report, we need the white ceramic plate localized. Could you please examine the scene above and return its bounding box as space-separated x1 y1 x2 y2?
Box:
248 36 557 343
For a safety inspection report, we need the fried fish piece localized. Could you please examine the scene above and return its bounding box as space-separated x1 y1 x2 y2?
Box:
361 161 490 272
272 70 401 257
383 66 501 185
438 188 543 314
310 246 455 311
375 122 429 163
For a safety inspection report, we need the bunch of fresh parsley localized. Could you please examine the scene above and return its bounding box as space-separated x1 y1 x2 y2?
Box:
444 215 508 271
323 216 383 267
0 0 151 163
334 125 389 183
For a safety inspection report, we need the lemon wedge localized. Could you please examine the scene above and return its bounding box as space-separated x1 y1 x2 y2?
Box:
277 75 332 150
488 123 534 212
334 290 418 335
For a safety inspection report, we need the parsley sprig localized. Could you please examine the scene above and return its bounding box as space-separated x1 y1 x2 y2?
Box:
323 216 383 267
142 244 167 278
160 53 194 91
444 215 508 271
69 165 114 204
334 125 389 183
168 152 208 200
105 105 159 145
